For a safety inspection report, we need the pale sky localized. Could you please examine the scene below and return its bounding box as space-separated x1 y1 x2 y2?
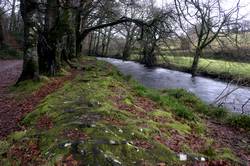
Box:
155 0 250 20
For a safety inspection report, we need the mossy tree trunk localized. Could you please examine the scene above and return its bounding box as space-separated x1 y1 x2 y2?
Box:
140 27 157 67
18 0 39 81
37 0 58 75
122 31 132 60
122 24 137 60
141 41 157 67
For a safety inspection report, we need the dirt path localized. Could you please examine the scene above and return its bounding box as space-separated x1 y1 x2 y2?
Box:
0 60 79 139
0 60 23 93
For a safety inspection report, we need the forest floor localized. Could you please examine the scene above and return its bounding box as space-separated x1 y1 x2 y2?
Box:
0 60 78 139
0 60 22 92
0 57 249 165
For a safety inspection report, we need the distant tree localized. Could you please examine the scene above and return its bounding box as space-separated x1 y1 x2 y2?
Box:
0 0 10 48
140 6 174 67
0 13 4 48
9 0 17 32
174 0 239 76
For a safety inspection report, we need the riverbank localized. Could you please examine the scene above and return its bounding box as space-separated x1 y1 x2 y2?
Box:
128 54 250 86
0 56 249 165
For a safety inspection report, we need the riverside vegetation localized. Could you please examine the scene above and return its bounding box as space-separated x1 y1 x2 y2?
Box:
0 56 249 165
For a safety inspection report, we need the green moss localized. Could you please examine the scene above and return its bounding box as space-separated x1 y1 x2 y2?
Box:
56 68 70 76
9 77 49 99
0 141 10 155
167 121 191 134
124 97 133 105
7 130 28 141
150 109 172 118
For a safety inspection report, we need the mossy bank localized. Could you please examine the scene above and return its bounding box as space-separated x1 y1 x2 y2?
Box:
0 56 248 165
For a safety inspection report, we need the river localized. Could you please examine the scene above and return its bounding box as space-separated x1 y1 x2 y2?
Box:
98 57 250 114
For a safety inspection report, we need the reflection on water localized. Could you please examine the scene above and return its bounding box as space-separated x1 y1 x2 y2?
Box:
98 57 250 114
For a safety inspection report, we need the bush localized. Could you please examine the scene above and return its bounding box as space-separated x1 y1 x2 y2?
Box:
0 43 22 59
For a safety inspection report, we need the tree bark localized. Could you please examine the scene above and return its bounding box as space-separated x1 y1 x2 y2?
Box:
18 0 39 81
101 28 107 55
75 4 82 57
122 42 132 60
38 0 58 75
141 39 157 67
104 27 112 56
191 48 201 77
88 33 93 55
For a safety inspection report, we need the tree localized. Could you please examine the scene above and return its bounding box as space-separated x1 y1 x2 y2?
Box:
140 5 174 67
18 0 39 81
174 0 239 76
18 0 150 81
0 0 11 48
9 0 16 32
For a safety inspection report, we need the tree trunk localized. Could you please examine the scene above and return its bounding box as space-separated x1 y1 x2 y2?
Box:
104 27 112 56
122 31 132 60
141 51 156 67
0 16 4 49
18 0 39 81
122 43 131 60
101 28 107 55
91 33 97 55
37 0 58 75
123 39 132 60
88 33 93 55
9 0 16 32
95 30 101 55
191 48 201 77
141 41 157 67
75 5 81 57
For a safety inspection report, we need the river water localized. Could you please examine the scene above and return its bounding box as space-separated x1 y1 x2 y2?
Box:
98 57 250 114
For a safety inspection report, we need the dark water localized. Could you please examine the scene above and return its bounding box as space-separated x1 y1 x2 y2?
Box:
98 57 250 114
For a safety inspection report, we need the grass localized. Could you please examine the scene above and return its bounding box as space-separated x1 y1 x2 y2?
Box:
161 55 250 77
0 56 248 165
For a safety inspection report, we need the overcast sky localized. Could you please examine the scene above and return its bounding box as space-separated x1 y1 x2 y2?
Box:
155 0 250 20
